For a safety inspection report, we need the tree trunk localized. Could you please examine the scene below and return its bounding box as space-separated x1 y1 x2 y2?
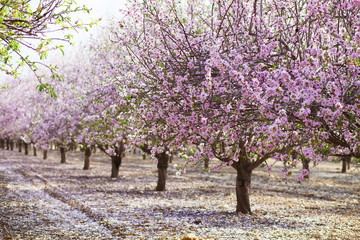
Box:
156 152 169 191
83 146 92 170
10 140 14 151
169 154 173 163
204 157 209 169
43 149 48 160
0 139 4 149
98 143 125 178
18 140 22 152
232 161 252 214
33 146 37 156
60 147 66 163
111 155 122 178
24 142 29 155
302 158 310 179
6 139 10 150
143 153 146 160
341 156 350 173
347 157 351 170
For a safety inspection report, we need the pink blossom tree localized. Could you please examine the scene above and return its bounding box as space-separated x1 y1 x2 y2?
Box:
111 0 360 214
74 34 137 177
76 81 132 177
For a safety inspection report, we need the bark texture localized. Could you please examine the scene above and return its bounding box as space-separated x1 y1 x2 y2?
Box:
341 156 351 173
155 152 169 191
10 140 14 151
232 160 252 214
33 146 37 156
24 143 29 155
204 157 209 169
43 149 48 160
83 147 92 170
18 140 22 152
111 155 122 178
60 147 66 163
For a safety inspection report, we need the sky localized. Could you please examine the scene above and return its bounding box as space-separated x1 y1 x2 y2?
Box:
77 0 126 18
55 0 128 57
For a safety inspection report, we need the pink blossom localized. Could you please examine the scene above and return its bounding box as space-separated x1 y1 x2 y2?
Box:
297 175 304 182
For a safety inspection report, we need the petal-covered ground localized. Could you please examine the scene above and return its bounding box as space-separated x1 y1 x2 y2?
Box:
0 148 359 239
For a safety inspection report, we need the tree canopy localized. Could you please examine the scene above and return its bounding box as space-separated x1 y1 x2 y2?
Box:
0 0 92 80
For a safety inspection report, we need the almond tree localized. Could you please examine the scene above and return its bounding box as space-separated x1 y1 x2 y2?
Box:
112 0 360 214
75 34 136 178
77 81 132 177
29 68 83 163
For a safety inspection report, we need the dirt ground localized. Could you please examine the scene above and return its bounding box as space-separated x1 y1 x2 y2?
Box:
0 148 359 239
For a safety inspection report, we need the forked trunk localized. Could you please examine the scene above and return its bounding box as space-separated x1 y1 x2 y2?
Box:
111 155 122 178
83 147 92 170
24 142 29 155
156 152 169 191
60 147 66 163
33 146 37 156
302 158 310 179
43 149 48 160
18 140 22 152
232 161 252 214
341 156 350 173
98 143 125 178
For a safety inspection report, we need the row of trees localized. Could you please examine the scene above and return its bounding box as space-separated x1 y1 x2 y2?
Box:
1 0 360 214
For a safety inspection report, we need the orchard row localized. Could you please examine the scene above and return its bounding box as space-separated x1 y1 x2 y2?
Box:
1 0 360 214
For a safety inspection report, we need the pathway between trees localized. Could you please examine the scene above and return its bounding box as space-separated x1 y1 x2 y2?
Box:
0 149 359 239
0 152 114 239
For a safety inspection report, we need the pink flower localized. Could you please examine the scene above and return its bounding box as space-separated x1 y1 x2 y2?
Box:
225 103 232 112
194 151 203 160
223 124 230 132
201 117 207 125
297 175 304 182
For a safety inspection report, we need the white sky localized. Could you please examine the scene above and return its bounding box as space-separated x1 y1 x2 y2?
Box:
56 0 128 57
77 0 127 18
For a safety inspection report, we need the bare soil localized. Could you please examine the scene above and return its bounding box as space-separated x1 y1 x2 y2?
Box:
0 148 359 239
